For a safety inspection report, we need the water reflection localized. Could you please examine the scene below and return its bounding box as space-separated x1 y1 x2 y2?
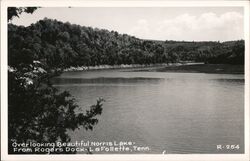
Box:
52 77 164 84
55 70 244 154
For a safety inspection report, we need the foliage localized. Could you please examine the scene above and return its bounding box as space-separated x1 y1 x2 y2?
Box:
8 59 104 154
8 8 104 154
8 18 244 69
8 7 38 21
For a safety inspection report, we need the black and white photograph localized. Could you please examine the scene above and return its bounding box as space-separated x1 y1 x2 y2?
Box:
1 0 249 160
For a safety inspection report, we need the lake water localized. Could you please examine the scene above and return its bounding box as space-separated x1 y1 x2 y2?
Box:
53 69 244 154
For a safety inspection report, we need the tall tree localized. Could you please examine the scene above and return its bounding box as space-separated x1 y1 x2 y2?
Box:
8 7 104 154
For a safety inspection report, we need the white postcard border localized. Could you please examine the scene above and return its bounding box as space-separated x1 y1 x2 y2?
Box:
1 1 249 161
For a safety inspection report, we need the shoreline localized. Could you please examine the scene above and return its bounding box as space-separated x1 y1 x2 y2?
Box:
151 64 244 74
63 63 244 74
63 62 204 72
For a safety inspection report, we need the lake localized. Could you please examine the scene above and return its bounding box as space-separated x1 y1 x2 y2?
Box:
53 69 244 154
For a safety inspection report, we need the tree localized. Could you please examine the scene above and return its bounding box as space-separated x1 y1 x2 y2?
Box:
8 7 38 21
8 7 104 154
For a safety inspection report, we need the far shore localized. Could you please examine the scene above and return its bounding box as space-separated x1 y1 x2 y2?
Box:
63 62 203 72
131 64 244 74
63 63 244 74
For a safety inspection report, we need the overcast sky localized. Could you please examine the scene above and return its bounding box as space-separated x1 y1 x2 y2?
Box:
11 7 244 41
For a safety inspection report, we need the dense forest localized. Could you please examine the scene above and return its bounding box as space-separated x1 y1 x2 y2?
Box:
8 18 244 70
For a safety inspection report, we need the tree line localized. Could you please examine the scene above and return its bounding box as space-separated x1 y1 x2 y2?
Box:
8 18 244 71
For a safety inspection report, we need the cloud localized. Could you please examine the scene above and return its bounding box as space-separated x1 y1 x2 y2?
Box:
129 12 243 41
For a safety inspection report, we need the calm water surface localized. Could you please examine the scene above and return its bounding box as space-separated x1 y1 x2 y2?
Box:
53 69 244 154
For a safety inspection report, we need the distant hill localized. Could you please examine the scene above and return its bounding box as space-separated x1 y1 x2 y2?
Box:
8 18 244 69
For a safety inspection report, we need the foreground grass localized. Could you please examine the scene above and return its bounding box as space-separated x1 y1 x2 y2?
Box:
155 64 244 74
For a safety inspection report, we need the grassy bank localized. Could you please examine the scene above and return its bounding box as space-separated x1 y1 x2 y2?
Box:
152 64 244 74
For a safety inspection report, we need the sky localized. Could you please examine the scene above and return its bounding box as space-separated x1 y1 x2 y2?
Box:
11 7 244 41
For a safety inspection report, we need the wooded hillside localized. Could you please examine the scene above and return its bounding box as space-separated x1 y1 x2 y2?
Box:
8 18 244 70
